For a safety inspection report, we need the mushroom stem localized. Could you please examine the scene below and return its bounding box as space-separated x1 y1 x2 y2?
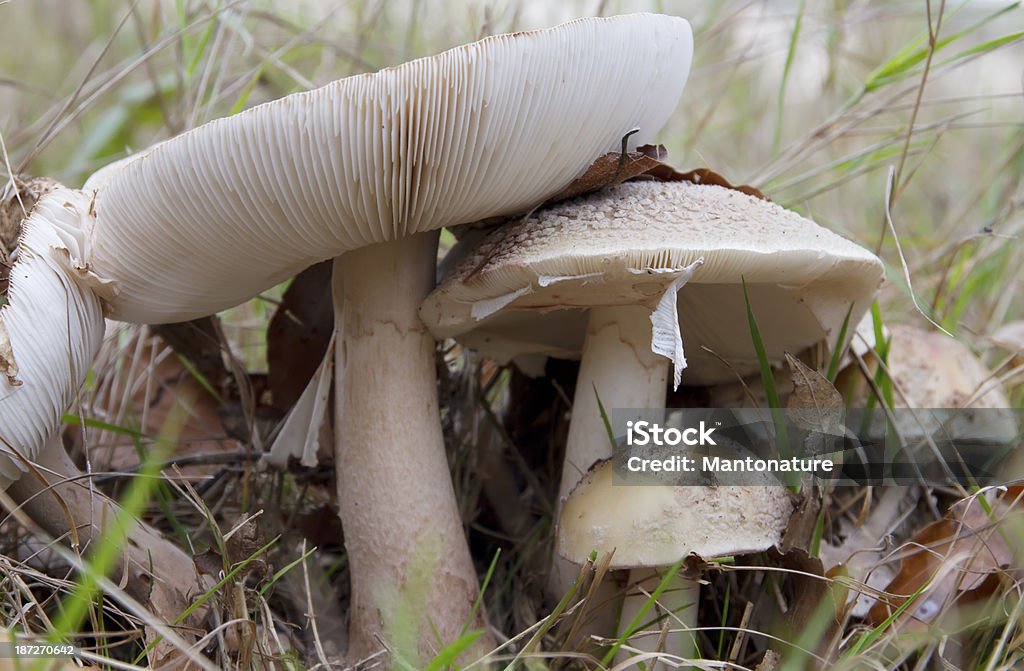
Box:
333 233 489 662
618 568 699 665
552 304 697 660
5 436 205 632
557 304 668 501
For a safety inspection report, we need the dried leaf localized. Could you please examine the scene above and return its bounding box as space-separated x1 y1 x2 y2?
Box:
548 144 770 206
547 144 670 203
785 353 843 433
867 493 1024 629
780 483 822 553
294 504 344 549
669 167 770 201
267 260 334 410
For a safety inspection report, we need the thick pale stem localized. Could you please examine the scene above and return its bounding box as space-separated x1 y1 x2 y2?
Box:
5 439 204 631
618 569 699 666
552 305 669 637
552 305 698 663
334 233 489 663
557 305 669 502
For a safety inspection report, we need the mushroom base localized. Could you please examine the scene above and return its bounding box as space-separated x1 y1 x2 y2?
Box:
618 568 699 666
4 439 207 653
334 234 491 664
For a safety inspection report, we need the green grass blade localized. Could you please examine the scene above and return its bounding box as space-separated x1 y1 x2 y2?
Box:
423 630 484 671
826 303 856 382
229 64 267 115
939 30 1024 65
462 548 500 636
61 413 146 440
864 2 1018 92
593 385 617 453
259 545 318 597
844 578 930 658
773 0 805 154
600 555 687 666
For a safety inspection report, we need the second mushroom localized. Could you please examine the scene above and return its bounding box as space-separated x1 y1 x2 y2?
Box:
421 179 885 657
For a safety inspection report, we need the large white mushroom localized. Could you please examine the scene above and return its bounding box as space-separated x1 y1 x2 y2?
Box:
42 13 695 660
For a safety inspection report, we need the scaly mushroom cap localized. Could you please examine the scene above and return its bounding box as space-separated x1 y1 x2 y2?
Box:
421 180 884 385
83 13 694 323
0 188 106 488
558 460 793 568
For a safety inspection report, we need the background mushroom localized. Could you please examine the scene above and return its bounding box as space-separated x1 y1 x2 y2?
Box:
75 13 695 660
838 323 1016 440
825 324 1019 623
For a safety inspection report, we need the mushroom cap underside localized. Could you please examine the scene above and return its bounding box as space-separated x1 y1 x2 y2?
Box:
85 13 694 323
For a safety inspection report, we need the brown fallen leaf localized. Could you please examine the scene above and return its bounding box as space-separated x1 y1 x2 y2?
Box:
293 503 344 549
786 354 844 430
867 492 1024 629
454 143 770 250
546 143 671 203
266 260 334 412
668 167 769 201
549 142 769 205
785 353 844 460
780 482 822 554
